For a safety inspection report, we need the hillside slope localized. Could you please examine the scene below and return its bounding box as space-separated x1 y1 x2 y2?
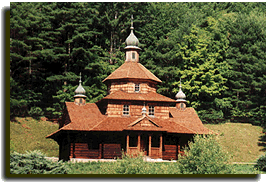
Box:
205 123 265 162
10 117 59 157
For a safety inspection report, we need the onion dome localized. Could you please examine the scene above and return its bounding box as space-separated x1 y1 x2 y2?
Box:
74 73 86 98
175 78 186 102
125 15 141 50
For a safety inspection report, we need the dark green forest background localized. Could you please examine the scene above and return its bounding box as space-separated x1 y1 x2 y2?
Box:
10 2 266 127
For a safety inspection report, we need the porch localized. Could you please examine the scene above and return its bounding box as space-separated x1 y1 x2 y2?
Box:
126 132 163 159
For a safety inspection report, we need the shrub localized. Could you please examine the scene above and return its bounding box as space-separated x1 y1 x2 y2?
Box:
254 154 266 172
28 107 44 118
10 150 69 174
177 135 233 174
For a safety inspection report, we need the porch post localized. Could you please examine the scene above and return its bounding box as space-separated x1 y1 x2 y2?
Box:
138 133 141 152
98 143 102 159
126 134 129 154
159 133 162 159
149 134 152 157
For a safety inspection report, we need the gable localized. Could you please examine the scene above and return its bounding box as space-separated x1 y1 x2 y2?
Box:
128 116 161 128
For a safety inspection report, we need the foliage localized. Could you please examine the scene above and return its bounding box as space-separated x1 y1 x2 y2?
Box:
10 150 69 174
10 2 266 126
67 153 180 174
254 155 266 172
177 135 234 174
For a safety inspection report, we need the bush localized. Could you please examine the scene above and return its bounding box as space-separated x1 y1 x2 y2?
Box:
177 135 233 174
28 107 44 118
254 154 266 172
10 150 69 174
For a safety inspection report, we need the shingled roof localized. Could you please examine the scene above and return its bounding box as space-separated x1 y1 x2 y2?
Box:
103 62 162 83
47 103 212 140
100 90 176 103
169 107 213 134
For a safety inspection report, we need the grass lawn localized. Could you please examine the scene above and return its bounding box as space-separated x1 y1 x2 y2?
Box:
10 117 59 157
205 123 265 162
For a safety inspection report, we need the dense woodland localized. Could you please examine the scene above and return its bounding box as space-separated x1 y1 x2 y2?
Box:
10 2 266 127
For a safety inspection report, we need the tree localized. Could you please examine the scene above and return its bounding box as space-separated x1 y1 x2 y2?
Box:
222 9 266 126
173 19 229 122
178 135 233 174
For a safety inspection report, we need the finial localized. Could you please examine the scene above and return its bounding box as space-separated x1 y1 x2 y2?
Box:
179 78 182 88
142 102 147 116
131 15 134 30
79 72 82 84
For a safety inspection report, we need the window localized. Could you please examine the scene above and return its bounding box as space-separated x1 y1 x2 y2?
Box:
79 98 83 104
132 52 135 59
123 105 130 115
148 105 154 116
135 84 140 92
181 103 184 109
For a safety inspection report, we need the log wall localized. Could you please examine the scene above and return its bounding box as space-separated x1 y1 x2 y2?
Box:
70 143 99 159
109 81 156 94
106 101 169 119
162 145 178 160
102 143 122 159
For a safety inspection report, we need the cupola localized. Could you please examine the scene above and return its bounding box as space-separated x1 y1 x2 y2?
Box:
125 15 141 62
175 79 186 110
74 73 87 106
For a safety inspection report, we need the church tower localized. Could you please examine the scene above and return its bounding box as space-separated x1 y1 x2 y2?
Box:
125 15 141 62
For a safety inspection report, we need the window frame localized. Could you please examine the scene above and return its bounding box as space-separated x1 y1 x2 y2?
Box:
148 105 154 116
123 104 130 116
132 52 135 60
134 83 140 92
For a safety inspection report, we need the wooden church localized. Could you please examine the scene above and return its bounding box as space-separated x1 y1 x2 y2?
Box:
46 18 212 161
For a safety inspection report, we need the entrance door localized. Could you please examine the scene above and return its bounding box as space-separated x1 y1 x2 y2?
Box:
140 134 148 155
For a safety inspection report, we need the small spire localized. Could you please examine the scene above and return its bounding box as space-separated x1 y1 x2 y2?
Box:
125 15 140 48
131 15 134 30
75 73 86 95
142 102 147 116
175 78 186 101
79 72 82 84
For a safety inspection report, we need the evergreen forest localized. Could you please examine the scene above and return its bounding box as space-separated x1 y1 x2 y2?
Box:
10 2 266 127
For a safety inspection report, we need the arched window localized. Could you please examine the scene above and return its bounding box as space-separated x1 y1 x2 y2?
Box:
181 103 184 109
123 105 130 115
79 98 83 104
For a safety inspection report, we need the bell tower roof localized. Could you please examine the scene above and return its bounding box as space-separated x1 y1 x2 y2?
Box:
175 78 186 102
74 73 86 98
125 15 141 50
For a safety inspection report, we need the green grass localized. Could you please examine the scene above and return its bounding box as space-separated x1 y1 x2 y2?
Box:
10 117 59 157
205 123 265 162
